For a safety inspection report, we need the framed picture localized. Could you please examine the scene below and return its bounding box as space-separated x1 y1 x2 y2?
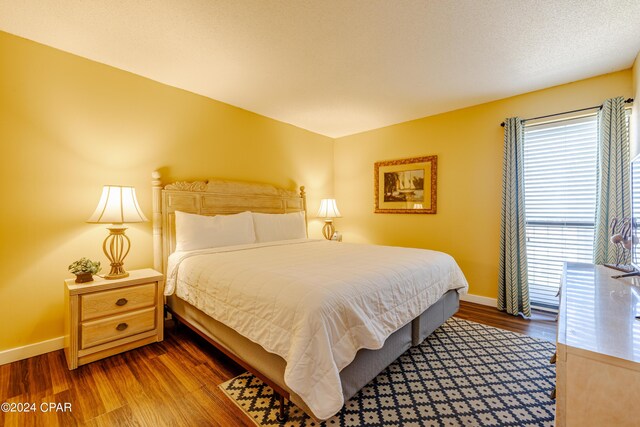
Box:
374 155 437 214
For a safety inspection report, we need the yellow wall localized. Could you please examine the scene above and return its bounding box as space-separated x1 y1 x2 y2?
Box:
0 31 334 352
1 27 636 353
632 52 640 157
334 70 633 300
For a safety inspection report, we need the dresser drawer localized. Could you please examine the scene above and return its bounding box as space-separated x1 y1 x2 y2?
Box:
81 307 156 349
81 282 156 321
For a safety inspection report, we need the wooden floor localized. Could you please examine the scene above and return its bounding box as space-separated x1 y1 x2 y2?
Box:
0 301 557 426
455 301 557 342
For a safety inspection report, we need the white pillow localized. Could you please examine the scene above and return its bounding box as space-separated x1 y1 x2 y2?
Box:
174 211 256 251
252 211 307 243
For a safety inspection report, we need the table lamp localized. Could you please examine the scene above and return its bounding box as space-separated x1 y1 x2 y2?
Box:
87 186 148 279
317 198 342 240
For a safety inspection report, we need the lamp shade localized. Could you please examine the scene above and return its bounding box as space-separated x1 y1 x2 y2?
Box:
87 186 148 224
316 199 342 218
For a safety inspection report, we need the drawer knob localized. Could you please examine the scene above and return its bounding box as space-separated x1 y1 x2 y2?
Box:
115 298 128 306
116 323 128 331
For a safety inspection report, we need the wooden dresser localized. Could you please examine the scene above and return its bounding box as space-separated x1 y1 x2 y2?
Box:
64 268 164 369
556 263 640 426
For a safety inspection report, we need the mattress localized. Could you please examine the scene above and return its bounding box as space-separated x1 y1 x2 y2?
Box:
166 239 468 419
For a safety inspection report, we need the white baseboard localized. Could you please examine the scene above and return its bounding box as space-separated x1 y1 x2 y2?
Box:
0 336 64 366
459 293 497 307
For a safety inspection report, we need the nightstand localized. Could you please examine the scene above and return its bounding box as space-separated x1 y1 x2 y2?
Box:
64 268 164 369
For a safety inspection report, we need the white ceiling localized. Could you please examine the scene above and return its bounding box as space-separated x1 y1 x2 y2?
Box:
1 1 639 138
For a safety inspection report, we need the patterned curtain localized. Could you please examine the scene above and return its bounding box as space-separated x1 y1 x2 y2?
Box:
593 97 630 265
498 117 531 317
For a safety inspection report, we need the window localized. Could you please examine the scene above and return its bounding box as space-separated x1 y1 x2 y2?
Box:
523 115 598 311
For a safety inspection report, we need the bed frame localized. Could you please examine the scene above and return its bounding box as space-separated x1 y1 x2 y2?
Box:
151 171 459 421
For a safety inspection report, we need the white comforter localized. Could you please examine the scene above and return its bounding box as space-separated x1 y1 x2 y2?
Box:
166 239 468 419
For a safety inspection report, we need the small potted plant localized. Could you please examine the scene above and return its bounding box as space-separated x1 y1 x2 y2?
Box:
68 257 101 283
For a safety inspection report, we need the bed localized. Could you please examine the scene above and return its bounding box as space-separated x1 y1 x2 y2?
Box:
151 171 468 421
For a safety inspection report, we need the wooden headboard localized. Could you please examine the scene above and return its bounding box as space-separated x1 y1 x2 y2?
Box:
151 171 307 275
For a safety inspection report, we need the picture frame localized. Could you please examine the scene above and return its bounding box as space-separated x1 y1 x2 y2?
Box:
374 155 437 214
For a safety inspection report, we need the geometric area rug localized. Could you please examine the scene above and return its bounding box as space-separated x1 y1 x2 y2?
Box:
219 317 556 426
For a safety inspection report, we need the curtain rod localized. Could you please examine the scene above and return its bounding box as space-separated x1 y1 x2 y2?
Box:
500 98 634 127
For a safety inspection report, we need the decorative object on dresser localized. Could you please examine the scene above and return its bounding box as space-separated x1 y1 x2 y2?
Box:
87 185 148 279
316 198 341 240
68 257 101 283
604 217 633 273
64 268 164 369
612 154 640 280
374 155 437 214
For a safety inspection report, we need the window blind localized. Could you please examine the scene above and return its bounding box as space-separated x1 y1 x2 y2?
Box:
523 115 598 310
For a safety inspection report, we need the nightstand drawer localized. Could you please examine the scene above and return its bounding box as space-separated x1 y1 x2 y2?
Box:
81 306 156 349
81 282 156 321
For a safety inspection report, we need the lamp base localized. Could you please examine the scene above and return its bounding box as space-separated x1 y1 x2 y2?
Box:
104 271 130 280
322 220 335 240
103 226 131 280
